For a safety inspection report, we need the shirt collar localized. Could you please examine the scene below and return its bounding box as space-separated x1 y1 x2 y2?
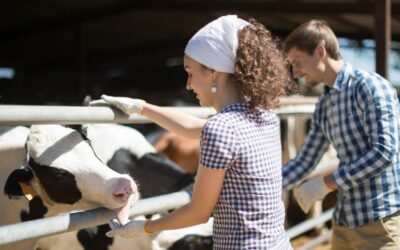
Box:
323 62 352 94
219 102 249 114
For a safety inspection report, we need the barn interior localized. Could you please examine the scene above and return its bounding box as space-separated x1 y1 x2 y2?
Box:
0 0 399 106
0 1 399 249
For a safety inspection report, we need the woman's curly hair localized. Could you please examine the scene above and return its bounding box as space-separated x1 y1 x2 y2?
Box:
234 19 293 110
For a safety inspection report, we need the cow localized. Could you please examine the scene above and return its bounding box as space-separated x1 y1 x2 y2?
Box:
0 125 139 250
35 124 207 250
151 131 200 175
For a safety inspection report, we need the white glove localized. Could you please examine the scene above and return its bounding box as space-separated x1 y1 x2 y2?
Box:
106 218 150 238
89 95 145 115
293 176 333 213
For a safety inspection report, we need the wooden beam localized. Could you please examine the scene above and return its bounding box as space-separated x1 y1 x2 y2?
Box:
1 2 399 42
263 14 300 29
329 15 371 34
374 0 391 78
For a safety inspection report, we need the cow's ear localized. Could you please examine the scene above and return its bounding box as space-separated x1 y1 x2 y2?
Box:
65 124 84 133
4 166 34 199
64 125 89 141
64 96 92 137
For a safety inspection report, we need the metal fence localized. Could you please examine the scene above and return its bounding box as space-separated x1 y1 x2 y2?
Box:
0 191 191 245
0 103 332 247
0 104 315 125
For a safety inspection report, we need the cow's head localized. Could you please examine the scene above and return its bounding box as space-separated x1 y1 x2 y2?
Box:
84 124 194 198
4 125 139 220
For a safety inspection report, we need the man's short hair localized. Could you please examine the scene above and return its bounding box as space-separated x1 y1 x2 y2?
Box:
284 20 342 60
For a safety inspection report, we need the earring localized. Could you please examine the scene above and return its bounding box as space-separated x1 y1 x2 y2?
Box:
211 81 217 93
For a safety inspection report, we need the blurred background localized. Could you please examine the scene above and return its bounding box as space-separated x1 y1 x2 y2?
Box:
0 0 399 106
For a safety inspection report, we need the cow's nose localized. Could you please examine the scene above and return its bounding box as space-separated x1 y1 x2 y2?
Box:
112 177 136 202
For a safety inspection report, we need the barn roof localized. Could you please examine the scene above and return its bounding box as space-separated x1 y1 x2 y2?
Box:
0 0 399 104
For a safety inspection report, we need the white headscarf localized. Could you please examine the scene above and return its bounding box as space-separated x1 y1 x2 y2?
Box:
184 15 249 74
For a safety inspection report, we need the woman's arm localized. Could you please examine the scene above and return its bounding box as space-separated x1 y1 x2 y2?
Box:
142 103 207 139
145 166 226 232
91 95 207 139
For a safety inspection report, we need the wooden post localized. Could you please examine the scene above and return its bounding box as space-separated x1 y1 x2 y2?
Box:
374 0 391 79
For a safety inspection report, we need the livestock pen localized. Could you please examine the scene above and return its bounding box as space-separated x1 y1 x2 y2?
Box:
0 98 336 249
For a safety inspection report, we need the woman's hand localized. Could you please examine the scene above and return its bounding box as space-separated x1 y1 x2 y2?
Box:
90 95 145 115
106 218 151 238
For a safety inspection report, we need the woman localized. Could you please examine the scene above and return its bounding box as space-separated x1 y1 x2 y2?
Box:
93 15 292 250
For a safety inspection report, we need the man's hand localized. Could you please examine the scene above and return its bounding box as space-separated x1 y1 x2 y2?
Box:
89 95 145 115
106 219 150 238
293 176 334 213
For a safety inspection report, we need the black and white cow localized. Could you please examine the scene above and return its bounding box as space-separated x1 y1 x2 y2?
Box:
35 124 208 250
0 125 140 250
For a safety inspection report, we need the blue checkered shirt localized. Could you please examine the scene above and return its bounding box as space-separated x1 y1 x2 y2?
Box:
283 62 400 227
200 103 292 250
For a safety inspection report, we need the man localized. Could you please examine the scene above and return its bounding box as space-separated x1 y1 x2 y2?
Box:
282 19 400 250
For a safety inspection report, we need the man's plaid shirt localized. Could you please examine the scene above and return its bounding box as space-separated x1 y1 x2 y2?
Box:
283 62 400 227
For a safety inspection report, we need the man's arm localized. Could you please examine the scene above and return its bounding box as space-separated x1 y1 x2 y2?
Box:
282 103 330 190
